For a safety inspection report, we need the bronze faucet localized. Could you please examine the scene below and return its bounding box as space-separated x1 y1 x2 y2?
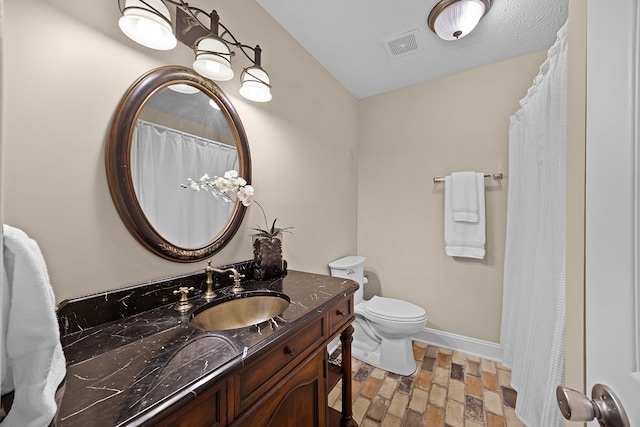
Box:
202 261 245 300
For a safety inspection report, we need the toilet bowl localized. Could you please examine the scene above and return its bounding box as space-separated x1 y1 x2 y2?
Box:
328 256 427 376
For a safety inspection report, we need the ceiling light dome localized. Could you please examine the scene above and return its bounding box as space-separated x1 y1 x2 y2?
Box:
428 0 491 41
118 0 177 50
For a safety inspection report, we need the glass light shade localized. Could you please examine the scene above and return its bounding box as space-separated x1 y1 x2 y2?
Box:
193 38 234 81
239 67 272 102
433 0 487 41
209 99 221 110
118 0 176 50
167 83 200 94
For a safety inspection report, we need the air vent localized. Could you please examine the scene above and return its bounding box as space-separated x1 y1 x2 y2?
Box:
383 29 423 57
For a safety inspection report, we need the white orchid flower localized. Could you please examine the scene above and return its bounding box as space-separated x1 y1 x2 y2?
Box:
237 185 254 206
185 170 290 238
187 178 201 191
242 184 254 196
214 177 231 193
224 170 238 179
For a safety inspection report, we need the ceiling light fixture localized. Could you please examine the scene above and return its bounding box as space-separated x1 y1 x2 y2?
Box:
117 0 272 102
427 0 491 41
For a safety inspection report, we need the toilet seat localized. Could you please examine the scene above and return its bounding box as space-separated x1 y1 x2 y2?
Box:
364 296 426 323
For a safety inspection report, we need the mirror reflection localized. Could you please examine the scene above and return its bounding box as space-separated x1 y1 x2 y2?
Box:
132 85 238 248
106 66 251 262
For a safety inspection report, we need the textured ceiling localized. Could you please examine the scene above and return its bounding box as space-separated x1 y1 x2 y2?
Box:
256 0 569 99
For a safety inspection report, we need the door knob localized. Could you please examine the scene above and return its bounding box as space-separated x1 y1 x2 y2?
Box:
556 384 630 427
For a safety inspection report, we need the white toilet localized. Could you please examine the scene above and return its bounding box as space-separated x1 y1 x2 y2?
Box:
329 256 427 376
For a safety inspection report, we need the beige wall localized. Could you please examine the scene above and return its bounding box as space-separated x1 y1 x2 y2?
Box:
357 52 547 343
2 0 586 383
1 0 358 302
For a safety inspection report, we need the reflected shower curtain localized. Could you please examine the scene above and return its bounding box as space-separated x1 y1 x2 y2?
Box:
500 21 568 427
131 120 239 248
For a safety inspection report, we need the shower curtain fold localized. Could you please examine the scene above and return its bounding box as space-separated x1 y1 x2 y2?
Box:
500 20 568 427
130 120 239 248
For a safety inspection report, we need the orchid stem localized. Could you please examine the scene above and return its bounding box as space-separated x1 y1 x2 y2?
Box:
254 201 269 231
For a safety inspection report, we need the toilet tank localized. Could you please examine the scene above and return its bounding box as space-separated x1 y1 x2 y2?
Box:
328 256 365 303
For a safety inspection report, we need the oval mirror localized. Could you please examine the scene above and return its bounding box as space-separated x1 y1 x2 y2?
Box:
106 66 251 262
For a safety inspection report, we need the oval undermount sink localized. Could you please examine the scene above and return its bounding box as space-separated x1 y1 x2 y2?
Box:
189 292 290 331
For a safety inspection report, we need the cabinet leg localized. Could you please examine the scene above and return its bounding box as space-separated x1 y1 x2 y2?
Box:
340 325 357 427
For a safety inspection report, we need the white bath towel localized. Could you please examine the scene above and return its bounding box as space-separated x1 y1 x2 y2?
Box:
1 225 66 427
450 171 480 223
444 174 486 259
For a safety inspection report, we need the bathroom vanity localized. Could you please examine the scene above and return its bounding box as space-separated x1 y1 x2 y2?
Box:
55 266 358 426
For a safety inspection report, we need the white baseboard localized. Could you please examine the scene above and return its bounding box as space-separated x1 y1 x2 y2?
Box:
413 327 503 363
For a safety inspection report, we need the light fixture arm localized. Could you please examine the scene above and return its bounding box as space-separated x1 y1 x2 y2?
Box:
235 44 263 67
252 45 262 67
163 0 210 30
208 9 220 37
214 21 263 67
161 1 260 67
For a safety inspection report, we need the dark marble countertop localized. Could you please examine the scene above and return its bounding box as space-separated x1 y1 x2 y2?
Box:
55 269 358 427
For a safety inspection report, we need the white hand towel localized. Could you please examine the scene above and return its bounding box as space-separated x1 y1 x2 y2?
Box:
1 225 66 427
451 171 479 223
444 174 486 259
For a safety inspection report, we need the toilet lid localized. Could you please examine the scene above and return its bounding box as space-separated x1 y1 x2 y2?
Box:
365 296 426 321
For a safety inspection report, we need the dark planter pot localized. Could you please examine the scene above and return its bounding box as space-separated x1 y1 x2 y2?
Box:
252 234 283 280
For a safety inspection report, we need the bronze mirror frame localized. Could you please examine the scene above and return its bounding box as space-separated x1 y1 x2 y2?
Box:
106 65 251 262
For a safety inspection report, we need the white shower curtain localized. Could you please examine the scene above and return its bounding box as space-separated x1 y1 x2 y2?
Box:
500 21 568 427
131 120 239 248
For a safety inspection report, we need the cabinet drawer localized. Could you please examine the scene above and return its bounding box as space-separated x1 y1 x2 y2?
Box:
235 316 325 413
328 295 353 336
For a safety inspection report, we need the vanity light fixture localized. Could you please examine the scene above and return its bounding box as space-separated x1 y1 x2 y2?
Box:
427 0 491 41
239 47 272 103
117 0 272 102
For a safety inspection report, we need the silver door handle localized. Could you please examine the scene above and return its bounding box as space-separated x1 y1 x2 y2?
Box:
556 384 630 427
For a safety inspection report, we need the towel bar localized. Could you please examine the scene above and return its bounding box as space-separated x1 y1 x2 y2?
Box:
433 172 503 184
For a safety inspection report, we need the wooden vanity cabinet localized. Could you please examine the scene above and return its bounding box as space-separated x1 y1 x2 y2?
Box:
156 294 355 427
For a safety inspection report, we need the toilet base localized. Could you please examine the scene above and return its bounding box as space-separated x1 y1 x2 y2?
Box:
351 319 418 376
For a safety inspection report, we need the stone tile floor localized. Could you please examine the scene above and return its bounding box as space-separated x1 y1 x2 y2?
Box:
328 342 525 427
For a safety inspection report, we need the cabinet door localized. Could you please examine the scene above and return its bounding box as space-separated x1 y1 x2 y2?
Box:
233 350 326 427
155 381 226 427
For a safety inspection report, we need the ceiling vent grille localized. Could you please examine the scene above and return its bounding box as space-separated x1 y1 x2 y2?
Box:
383 29 423 57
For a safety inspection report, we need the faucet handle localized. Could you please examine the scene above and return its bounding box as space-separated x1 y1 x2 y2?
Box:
173 286 194 313
230 271 245 293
